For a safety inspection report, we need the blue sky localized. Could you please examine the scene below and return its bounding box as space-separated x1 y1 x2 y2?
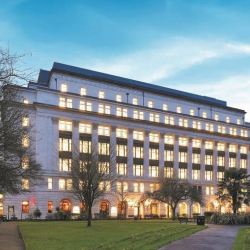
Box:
1 0 250 119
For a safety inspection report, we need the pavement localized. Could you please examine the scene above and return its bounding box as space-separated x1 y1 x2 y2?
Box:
0 221 25 250
159 224 243 250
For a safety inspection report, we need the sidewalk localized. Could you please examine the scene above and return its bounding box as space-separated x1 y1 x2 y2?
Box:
159 224 243 250
0 221 25 250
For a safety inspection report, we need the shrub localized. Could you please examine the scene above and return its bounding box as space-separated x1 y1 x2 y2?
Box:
33 208 42 219
204 212 214 217
45 213 56 221
210 213 250 225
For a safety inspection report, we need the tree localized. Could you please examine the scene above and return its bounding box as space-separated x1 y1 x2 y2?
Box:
145 173 204 219
216 168 250 214
0 47 42 194
68 142 118 226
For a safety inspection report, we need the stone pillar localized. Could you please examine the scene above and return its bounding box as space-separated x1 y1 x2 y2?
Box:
237 144 241 169
51 117 59 171
213 141 218 183
174 135 179 176
188 137 193 181
110 126 117 174
201 139 206 181
91 123 99 157
127 128 134 177
144 131 150 177
159 133 165 174
225 143 230 170
72 120 80 157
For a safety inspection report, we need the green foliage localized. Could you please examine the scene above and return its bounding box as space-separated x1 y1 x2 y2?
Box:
33 208 42 219
204 212 214 217
233 227 250 250
210 213 250 225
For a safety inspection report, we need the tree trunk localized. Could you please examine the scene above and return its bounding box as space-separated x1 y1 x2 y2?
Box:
87 206 92 227
232 194 237 214
171 205 176 220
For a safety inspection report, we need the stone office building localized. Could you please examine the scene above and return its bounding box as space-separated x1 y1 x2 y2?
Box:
1 62 250 219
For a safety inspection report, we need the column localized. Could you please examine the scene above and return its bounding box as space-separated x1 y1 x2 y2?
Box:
201 139 206 181
188 137 193 181
110 126 117 175
127 128 134 177
213 141 218 183
72 120 79 157
159 133 165 174
248 146 250 174
51 117 59 171
144 131 150 177
225 143 229 170
91 123 99 159
174 135 179 176
237 144 241 169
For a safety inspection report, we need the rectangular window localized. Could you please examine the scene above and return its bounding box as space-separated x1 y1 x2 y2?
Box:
192 153 201 164
59 179 66 190
133 131 144 141
206 186 214 195
149 133 159 143
165 135 174 144
217 143 225 151
22 201 29 213
241 146 247 154
116 144 127 157
61 83 67 92
133 146 143 158
193 121 201 130
179 168 187 179
217 172 224 181
98 104 110 114
217 156 225 167
59 120 72 131
22 179 29 189
192 170 200 180
23 98 29 104
134 110 144 120
149 166 159 177
22 156 29 169
98 142 110 155
203 112 207 118
229 144 236 153
179 137 188 146
192 139 201 148
237 118 241 125
140 183 144 193
206 123 214 132
218 125 226 134
241 130 248 137
116 163 127 175
177 106 182 113
190 109 195 116
230 127 237 136
116 94 122 102
116 128 127 138
22 135 29 147
59 97 72 108
80 87 86 96
98 126 110 136
163 103 168 111
149 113 160 122
205 155 213 165
98 162 110 174
133 165 143 176
22 116 29 127
205 171 213 181
149 148 159 160
80 101 92 111
214 114 219 121
134 183 139 192
59 138 72 152
240 159 247 169
164 167 173 178
226 116 230 123
148 101 153 108
116 107 128 117
179 118 188 127
48 201 53 213
99 91 105 99
165 116 175 125
59 158 72 171
164 150 174 161
79 140 91 153
79 123 92 134
133 98 138 105
48 178 53 190
205 141 213 150
179 152 187 163
229 158 236 168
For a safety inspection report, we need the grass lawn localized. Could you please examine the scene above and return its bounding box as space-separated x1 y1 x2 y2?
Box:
233 227 250 250
19 220 206 250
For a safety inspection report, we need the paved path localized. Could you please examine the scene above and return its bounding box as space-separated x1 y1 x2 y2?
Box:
0 221 25 250
159 224 243 250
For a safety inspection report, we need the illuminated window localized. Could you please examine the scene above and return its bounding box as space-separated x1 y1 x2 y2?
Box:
218 125 226 134
98 142 110 155
133 146 143 158
165 116 175 125
179 152 187 163
241 146 247 154
116 182 128 192
116 163 127 175
229 158 236 168
149 166 158 177
149 184 155 193
80 101 92 111
22 135 29 147
98 104 110 114
22 178 29 189
229 144 236 153
177 106 182 113
59 138 72 152
48 201 53 213
22 116 29 127
116 107 128 117
214 114 219 121
148 101 153 108
149 113 160 122
205 155 213 165
203 112 207 118
149 148 159 160
192 170 200 180
226 116 230 123
205 141 213 150
205 171 213 181
116 128 127 138
192 139 201 148
23 99 29 104
190 109 195 116
164 167 173 178
99 91 105 99
240 159 247 169
59 97 72 108
48 178 53 190
164 150 174 161
116 144 127 157
134 110 144 120
61 83 67 92
59 158 72 171
79 123 92 134
179 118 188 127
193 121 201 130
22 201 29 213
217 172 224 181
98 126 110 136
217 156 225 167
165 135 174 144
80 87 86 96
241 130 248 137
59 120 72 131
192 153 200 164
163 103 168 111
217 143 225 151
230 127 237 136
22 156 29 169
79 140 91 153
179 137 188 146
116 94 122 102
134 183 139 192
237 118 241 125
133 98 138 105
133 165 143 176
98 162 110 174
179 168 187 179
59 179 66 190
133 131 144 141
206 123 214 132
149 133 159 143
206 186 214 195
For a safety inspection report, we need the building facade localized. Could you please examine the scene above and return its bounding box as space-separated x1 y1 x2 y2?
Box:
1 62 250 219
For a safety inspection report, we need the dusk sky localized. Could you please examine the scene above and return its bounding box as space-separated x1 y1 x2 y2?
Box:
1 0 250 119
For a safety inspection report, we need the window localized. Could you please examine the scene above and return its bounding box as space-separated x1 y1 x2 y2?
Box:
133 146 143 158
98 162 110 174
206 123 214 132
193 121 201 130
163 103 168 111
134 183 139 192
59 158 72 171
80 101 92 111
59 97 72 108
22 156 29 169
22 135 29 147
241 130 248 137
48 201 53 213
237 118 241 125
149 184 155 193
190 109 195 116
149 148 159 160
192 170 200 180
230 127 237 136
229 158 236 168
22 116 29 127
148 101 153 108
240 159 247 169
177 106 182 113
192 139 201 148
218 125 226 134
59 138 72 152
79 140 91 153
48 178 53 190
214 114 219 121
179 137 188 146
203 112 207 118
205 141 213 150
149 133 159 143
149 166 158 177
134 183 144 192
179 152 187 163
165 116 175 125
226 116 230 123
205 171 213 181
192 153 201 164
59 179 72 190
133 131 143 141
164 150 174 161
179 168 187 179
22 178 29 189
133 165 143 176
116 128 127 138
22 201 29 213
241 146 247 154
217 156 225 167
98 104 110 114
98 126 110 136
99 181 111 191
217 143 225 151
98 142 110 155
149 113 160 122
99 91 105 99
164 167 173 178
229 144 236 153
217 172 224 181
23 99 29 104
80 87 86 96
116 182 128 192
116 94 122 102
79 123 92 134
59 120 72 131
165 135 174 144
61 83 67 92
116 163 127 175
116 145 127 157
206 186 214 195
134 110 144 120
133 98 138 105
205 155 213 165
179 118 188 127
116 107 128 117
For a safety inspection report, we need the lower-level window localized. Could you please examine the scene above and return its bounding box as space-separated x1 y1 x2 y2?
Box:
59 179 72 190
149 166 159 177
205 171 213 181
48 201 53 213
22 201 29 213
164 167 173 178
116 163 127 175
217 172 224 181
133 165 143 176
192 169 200 180
179 168 187 179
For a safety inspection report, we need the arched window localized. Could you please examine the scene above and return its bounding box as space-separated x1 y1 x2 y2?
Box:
206 202 215 212
193 203 200 214
179 202 187 216
60 199 71 212
80 201 87 214
117 201 127 216
99 200 109 218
